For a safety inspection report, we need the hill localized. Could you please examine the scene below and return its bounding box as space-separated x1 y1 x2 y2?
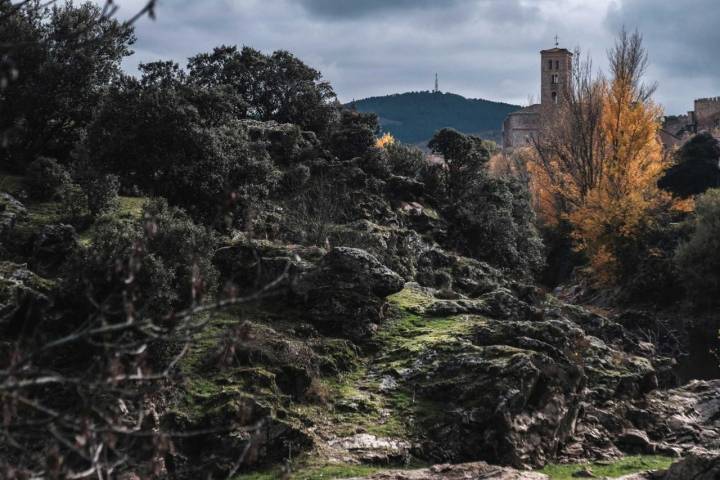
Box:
349 91 520 146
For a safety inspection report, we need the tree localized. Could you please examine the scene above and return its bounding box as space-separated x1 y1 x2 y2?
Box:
529 49 607 223
328 109 379 160
530 29 669 284
428 128 490 204
0 1 135 171
187 46 338 136
659 132 720 198
675 189 720 308
86 66 277 226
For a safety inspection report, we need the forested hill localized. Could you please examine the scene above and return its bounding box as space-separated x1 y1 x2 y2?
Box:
348 91 520 145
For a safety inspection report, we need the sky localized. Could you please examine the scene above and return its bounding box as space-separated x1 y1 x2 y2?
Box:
109 0 720 115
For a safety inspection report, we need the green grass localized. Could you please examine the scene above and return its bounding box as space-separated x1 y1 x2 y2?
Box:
539 456 674 479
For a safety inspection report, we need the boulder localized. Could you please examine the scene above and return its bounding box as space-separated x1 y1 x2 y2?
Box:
328 433 411 464
0 262 54 337
295 247 404 341
663 451 720 480
405 340 584 468
641 380 720 452
328 221 431 280
164 394 311 477
0 192 26 238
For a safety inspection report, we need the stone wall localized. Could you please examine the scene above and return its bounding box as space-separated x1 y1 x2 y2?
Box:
502 107 540 150
695 97 720 132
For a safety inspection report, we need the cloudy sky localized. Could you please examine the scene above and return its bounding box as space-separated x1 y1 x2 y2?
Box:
111 0 719 114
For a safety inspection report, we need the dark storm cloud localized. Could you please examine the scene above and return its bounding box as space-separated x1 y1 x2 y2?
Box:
108 0 718 115
604 0 720 112
296 0 463 19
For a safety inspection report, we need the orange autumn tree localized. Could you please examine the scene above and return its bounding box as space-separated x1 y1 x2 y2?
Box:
376 132 396 149
530 29 671 284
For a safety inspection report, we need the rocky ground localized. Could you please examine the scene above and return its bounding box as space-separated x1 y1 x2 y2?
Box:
2 179 720 479
171 230 720 478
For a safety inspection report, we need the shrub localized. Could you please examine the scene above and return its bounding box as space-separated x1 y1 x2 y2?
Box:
448 176 545 277
58 182 89 225
386 142 425 178
328 110 378 160
61 198 218 319
24 157 71 200
83 173 120 217
675 189 720 308
659 132 720 198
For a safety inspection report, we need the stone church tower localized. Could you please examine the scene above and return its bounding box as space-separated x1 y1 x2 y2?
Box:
540 47 573 106
502 44 573 150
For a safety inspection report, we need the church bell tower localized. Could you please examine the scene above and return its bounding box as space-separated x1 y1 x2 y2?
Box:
540 38 573 107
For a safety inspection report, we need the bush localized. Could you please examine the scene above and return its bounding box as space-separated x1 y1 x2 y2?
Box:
58 182 90 225
675 189 720 308
24 157 71 200
448 176 544 277
82 173 120 218
386 142 425 178
62 198 218 319
659 132 720 198
328 110 378 160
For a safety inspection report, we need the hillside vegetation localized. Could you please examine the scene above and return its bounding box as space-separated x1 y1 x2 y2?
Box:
350 91 520 145
1 3 720 480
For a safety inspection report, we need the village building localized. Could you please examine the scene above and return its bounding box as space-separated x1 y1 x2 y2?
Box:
502 45 572 150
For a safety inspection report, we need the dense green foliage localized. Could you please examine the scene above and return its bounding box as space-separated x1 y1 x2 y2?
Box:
350 91 519 144
0 2 133 171
659 132 720 198
24 157 71 200
675 189 720 307
62 198 218 318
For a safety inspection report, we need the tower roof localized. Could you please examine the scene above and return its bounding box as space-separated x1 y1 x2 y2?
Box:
540 47 573 55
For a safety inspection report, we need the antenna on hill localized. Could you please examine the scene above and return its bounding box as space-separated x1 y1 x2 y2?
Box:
434 73 440 94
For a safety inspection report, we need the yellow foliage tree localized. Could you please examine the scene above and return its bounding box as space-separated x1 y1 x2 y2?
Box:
375 132 395 149
530 29 672 284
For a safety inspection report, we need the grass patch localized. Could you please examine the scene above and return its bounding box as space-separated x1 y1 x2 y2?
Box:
539 455 674 479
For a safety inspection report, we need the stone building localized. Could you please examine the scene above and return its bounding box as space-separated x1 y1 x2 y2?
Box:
503 46 573 150
662 97 720 147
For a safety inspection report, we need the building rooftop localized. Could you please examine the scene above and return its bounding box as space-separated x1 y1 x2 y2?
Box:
540 47 573 55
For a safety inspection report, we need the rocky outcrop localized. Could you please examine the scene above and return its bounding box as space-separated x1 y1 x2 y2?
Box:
0 261 54 337
408 340 584 467
164 394 311 477
0 192 26 239
663 451 720 480
328 221 431 280
295 247 404 341
346 462 549 480
328 434 411 464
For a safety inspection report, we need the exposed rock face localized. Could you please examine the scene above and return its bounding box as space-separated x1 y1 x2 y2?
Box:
0 262 53 336
409 341 584 467
328 434 411 464
0 193 26 239
295 247 404 341
640 380 720 452
663 451 720 480
346 462 549 480
328 221 431 280
164 394 311 477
